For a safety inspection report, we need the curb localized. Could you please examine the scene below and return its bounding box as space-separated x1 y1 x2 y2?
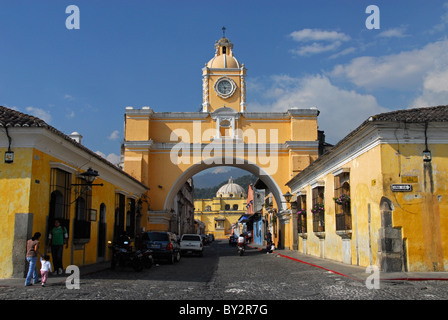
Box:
248 244 448 282
248 245 362 282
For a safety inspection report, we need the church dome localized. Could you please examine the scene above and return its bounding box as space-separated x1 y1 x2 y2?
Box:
216 177 246 198
206 37 242 69
207 54 241 69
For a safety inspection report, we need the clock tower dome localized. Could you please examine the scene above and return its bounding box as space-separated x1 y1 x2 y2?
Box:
202 31 247 113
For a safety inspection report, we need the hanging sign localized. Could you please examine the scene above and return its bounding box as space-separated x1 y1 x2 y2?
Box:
391 184 412 192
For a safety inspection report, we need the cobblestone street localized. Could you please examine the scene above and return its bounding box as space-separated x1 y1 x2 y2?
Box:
2 240 448 304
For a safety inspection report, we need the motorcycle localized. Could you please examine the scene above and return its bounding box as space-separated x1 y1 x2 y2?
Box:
108 234 144 272
137 248 154 269
237 242 245 256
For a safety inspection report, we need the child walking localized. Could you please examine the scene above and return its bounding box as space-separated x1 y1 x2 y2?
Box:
40 255 52 287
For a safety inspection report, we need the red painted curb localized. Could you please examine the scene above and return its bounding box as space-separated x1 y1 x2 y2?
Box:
275 252 362 282
249 245 448 282
248 245 359 280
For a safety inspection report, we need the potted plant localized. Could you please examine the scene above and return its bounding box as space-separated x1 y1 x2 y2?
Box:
333 194 350 206
311 203 324 214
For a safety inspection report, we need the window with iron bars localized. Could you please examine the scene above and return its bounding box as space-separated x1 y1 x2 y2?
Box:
312 187 325 232
73 175 92 241
334 172 351 232
48 168 72 242
296 195 307 234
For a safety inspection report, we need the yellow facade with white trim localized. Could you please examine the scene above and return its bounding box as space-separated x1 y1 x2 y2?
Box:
123 36 321 249
0 117 148 279
288 115 448 272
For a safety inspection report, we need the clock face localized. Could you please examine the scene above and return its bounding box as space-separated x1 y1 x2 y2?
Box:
214 77 236 99
217 80 232 95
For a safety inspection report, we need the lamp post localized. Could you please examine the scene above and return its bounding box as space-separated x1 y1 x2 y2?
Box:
283 191 293 204
71 167 104 205
79 168 102 185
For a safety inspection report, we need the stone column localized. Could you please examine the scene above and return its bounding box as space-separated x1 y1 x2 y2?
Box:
12 213 34 278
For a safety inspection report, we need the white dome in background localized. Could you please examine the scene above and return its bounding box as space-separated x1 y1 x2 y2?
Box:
216 177 246 198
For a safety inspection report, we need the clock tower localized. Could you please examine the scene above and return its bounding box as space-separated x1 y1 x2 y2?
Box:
202 34 247 113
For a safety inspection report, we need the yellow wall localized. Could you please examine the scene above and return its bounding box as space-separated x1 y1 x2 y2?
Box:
0 146 146 278
207 71 242 113
381 143 448 272
0 147 33 278
293 139 448 272
296 144 383 267
194 197 247 239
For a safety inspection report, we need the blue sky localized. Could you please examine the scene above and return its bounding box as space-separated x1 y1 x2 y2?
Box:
1 0 448 166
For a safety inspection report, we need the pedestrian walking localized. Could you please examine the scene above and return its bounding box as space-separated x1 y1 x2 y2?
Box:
25 232 42 286
265 231 273 254
48 220 68 274
40 255 52 287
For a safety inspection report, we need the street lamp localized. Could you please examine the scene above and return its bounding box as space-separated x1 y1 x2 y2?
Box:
283 191 293 203
72 167 104 188
80 168 100 184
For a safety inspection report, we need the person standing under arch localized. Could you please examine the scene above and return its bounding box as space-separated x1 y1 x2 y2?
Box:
48 219 68 274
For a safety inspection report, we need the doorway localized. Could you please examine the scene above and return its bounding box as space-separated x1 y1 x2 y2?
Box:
97 203 107 261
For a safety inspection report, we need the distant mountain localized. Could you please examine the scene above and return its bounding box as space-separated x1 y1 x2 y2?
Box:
192 167 252 188
193 174 257 199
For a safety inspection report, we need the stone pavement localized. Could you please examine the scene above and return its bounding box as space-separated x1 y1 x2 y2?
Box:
247 243 448 282
0 261 110 288
2 243 448 289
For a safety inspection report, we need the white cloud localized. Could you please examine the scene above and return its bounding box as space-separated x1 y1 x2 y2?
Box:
331 39 448 90
248 75 388 144
25 106 52 123
108 130 120 141
290 29 350 42
289 29 350 57
329 47 356 60
64 94 74 101
95 151 121 165
411 69 448 107
212 167 231 174
432 2 448 32
292 41 342 56
67 110 75 119
377 26 408 38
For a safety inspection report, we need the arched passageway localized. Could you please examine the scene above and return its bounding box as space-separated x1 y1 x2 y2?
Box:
164 156 287 212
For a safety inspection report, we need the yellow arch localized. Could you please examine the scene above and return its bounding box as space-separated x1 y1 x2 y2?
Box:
164 156 287 212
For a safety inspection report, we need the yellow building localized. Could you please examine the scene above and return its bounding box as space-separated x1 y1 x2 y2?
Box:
286 105 448 272
194 177 247 239
0 106 148 279
122 35 321 249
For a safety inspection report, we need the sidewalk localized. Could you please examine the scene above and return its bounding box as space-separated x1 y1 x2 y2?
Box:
0 261 110 288
248 243 448 282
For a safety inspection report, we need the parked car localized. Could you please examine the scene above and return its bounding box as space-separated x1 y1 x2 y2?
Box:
180 234 203 256
140 231 181 264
